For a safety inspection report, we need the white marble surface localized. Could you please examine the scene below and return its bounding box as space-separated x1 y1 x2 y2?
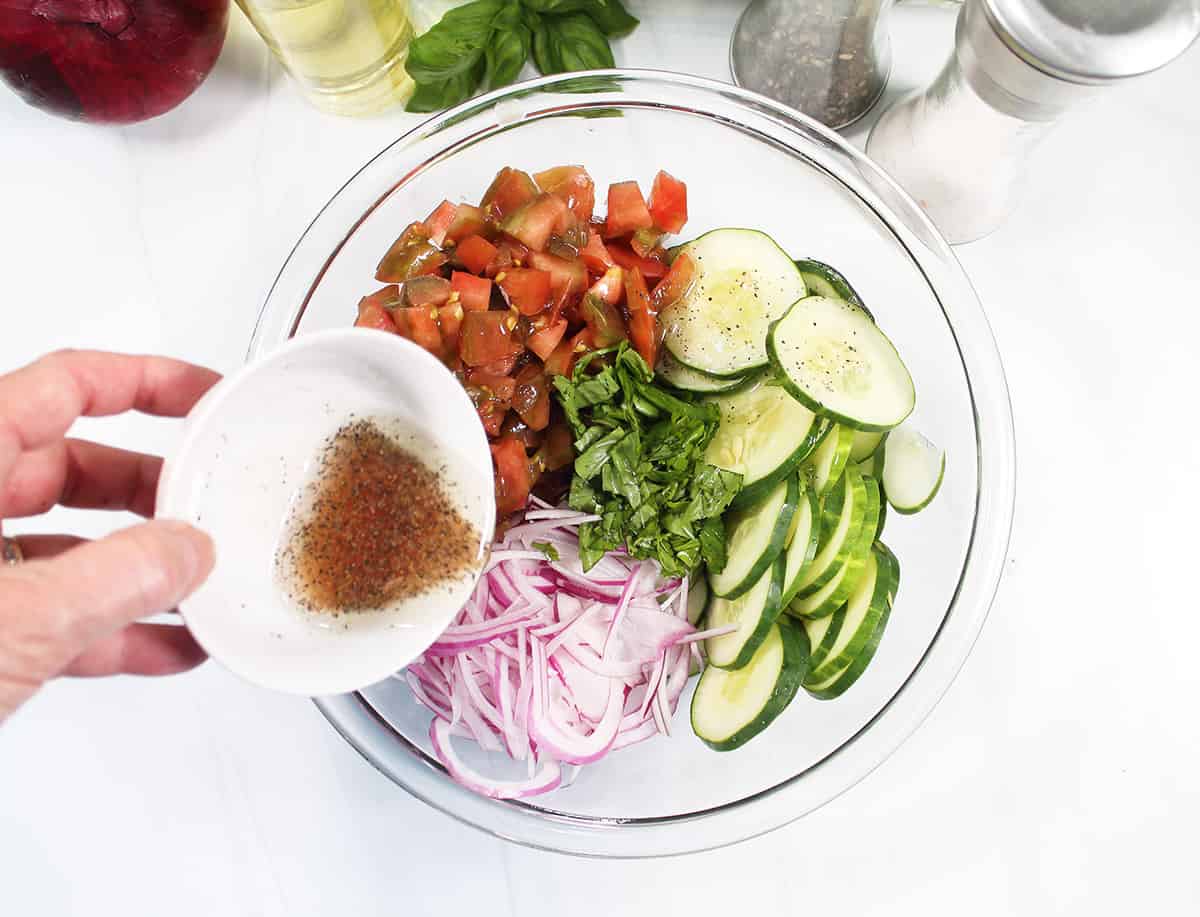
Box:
2 1 1199 913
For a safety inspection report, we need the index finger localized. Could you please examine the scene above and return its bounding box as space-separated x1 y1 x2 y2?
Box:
0 350 221 483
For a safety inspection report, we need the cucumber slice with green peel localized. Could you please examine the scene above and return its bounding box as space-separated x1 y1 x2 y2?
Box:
788 475 880 619
882 426 945 514
657 351 760 395
686 576 708 625
849 430 886 463
803 603 841 672
873 489 888 540
815 469 847 545
691 618 809 751
704 379 827 509
705 554 786 670
802 423 854 496
767 296 916 432
709 475 798 600
662 229 808 378
803 541 899 693
780 485 820 607
804 587 894 700
793 258 871 318
794 465 867 599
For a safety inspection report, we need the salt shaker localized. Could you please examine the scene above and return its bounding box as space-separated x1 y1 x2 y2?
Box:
731 0 897 129
866 0 1200 243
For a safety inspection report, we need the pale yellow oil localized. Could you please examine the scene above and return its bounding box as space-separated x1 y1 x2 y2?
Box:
237 0 415 116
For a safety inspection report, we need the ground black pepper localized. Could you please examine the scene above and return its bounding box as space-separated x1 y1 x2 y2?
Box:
277 419 480 615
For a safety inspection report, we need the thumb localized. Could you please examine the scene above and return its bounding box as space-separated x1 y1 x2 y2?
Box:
1 520 214 683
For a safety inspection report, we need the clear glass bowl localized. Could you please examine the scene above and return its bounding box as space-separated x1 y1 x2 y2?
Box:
247 70 1015 858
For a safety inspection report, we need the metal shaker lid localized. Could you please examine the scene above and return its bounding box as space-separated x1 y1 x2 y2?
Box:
984 0 1200 83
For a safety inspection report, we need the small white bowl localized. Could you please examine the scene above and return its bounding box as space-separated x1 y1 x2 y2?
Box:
157 328 495 696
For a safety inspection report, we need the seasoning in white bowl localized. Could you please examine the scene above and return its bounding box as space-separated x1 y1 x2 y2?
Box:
276 416 482 620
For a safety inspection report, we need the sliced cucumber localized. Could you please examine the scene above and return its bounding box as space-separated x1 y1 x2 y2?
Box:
704 379 827 509
709 475 798 600
686 576 708 626
803 542 899 696
794 465 867 599
882 425 945 514
849 430 886 463
705 554 786 670
662 229 807 377
780 485 820 607
691 618 809 751
657 351 759 395
768 296 915 432
803 604 840 672
793 258 872 319
787 475 880 619
802 423 854 496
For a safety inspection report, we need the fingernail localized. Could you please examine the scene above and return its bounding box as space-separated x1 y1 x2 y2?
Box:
156 519 215 587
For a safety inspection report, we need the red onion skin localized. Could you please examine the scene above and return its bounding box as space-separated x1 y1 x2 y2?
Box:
0 0 229 123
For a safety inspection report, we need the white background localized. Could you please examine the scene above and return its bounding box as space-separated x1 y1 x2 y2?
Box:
2 1 1199 913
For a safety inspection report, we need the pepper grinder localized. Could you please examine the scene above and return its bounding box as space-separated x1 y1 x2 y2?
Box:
866 0 1200 244
731 0 898 129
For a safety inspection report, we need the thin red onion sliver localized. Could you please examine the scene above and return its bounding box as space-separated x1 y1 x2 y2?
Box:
405 508 706 800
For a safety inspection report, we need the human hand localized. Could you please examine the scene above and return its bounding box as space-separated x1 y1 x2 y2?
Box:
0 351 221 721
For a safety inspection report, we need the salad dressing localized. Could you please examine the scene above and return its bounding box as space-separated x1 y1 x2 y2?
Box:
276 417 480 617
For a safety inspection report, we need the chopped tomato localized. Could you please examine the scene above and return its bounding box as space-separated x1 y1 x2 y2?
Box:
437 303 464 354
359 284 403 312
424 200 458 246
536 422 574 472
528 251 587 297
580 230 616 273
451 271 492 311
526 318 568 360
512 364 551 431
444 203 487 244
481 167 538 221
499 268 553 316
394 306 444 357
648 170 688 233
501 413 546 452
503 193 570 253
404 275 452 308
460 311 523 367
581 293 628 347
355 301 399 333
604 181 653 238
544 327 594 377
630 227 666 259
455 234 498 275
376 222 447 282
467 370 516 401
607 243 668 279
485 238 531 277
652 252 696 310
587 265 625 306
491 435 533 516
475 353 519 376
534 165 596 222
625 266 659 369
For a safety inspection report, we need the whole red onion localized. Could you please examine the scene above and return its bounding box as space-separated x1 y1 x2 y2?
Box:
0 0 229 123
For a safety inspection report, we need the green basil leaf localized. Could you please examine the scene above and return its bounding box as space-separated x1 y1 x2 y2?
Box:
405 0 505 84
699 516 727 573
532 20 566 76
531 540 560 561
406 61 486 113
549 13 615 72
484 4 530 89
583 0 638 37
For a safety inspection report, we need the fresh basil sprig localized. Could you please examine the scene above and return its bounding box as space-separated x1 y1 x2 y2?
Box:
406 0 638 113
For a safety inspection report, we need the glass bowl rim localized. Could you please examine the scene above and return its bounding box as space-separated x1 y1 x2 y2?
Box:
247 68 1016 858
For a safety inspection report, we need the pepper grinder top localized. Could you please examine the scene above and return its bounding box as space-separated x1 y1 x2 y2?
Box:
730 0 897 130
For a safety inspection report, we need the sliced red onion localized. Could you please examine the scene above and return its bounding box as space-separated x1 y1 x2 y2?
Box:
429 719 562 800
